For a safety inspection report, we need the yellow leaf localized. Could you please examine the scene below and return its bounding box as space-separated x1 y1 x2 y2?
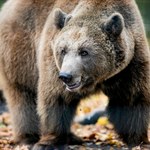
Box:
96 117 109 126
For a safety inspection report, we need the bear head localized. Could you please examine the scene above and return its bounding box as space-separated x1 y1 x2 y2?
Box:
51 8 134 93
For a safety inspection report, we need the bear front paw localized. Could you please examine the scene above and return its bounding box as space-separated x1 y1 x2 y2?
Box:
32 133 83 150
14 133 40 145
67 133 83 145
32 144 67 150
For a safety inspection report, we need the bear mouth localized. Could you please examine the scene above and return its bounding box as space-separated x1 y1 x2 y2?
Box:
66 82 81 91
65 77 94 92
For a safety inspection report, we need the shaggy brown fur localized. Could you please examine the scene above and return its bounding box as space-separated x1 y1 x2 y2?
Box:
0 0 79 145
0 0 149 149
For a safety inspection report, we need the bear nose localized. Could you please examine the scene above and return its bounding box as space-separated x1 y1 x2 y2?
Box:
59 72 72 84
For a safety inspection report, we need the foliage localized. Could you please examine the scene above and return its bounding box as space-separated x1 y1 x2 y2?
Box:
136 0 150 38
0 0 4 7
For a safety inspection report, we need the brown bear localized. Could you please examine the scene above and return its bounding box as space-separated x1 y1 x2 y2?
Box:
0 0 150 149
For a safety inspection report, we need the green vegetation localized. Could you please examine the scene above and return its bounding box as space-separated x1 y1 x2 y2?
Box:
0 0 4 7
136 0 150 39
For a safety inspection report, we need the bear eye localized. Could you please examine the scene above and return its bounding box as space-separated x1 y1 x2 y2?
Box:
79 50 89 57
61 49 66 55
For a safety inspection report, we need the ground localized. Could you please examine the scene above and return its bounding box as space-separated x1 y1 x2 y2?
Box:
0 93 150 150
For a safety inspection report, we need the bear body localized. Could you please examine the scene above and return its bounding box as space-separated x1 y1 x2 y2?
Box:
0 0 150 148
0 0 79 145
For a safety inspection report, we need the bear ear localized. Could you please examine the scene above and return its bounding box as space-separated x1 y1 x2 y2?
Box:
53 8 72 29
65 14 72 25
103 13 124 37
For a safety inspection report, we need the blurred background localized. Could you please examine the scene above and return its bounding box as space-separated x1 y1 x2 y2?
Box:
0 0 149 42
136 0 150 42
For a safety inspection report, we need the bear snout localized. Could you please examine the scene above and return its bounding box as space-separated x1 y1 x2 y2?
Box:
59 72 73 84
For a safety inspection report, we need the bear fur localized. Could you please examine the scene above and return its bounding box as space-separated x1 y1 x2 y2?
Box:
0 0 150 149
0 0 79 146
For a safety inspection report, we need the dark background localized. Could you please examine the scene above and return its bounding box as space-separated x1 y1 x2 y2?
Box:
0 0 150 41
